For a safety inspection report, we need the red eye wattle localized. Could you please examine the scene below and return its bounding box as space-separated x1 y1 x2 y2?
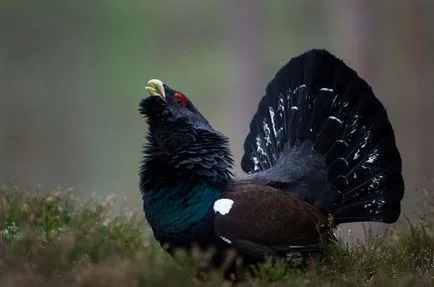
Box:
174 92 188 108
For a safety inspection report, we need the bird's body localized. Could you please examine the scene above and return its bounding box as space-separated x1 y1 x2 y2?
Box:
138 49 404 276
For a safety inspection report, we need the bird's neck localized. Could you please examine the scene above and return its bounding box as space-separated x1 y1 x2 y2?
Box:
140 125 233 190
142 180 221 245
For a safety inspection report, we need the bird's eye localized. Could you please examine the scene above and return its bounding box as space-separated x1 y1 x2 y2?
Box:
174 92 188 108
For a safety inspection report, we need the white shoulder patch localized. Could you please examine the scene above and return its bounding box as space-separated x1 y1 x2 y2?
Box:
213 198 234 215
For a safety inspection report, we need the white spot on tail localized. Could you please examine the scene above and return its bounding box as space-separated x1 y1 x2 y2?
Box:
366 151 378 163
251 155 262 172
269 107 278 137
213 198 234 215
320 87 334 92
353 149 360 160
219 236 232 244
329 116 342 124
293 84 306 93
262 120 271 144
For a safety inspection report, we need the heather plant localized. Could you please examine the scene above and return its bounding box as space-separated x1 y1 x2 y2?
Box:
0 185 433 287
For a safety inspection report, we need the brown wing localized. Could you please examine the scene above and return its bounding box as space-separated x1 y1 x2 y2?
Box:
213 180 328 259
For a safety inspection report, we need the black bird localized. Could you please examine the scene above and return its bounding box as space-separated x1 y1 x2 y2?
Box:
138 49 404 276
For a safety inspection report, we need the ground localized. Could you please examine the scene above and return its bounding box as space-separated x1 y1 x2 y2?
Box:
0 185 433 287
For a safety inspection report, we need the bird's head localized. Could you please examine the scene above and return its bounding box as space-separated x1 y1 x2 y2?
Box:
139 79 216 150
140 79 210 130
139 79 232 185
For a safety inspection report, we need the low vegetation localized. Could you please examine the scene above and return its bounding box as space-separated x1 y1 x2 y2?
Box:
0 185 433 286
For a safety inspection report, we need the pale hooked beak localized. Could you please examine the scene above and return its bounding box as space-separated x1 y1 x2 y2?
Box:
145 79 166 101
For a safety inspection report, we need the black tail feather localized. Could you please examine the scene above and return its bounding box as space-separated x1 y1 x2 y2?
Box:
241 49 404 224
314 116 344 154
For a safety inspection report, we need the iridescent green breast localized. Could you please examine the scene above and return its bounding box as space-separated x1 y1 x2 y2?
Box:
142 181 222 245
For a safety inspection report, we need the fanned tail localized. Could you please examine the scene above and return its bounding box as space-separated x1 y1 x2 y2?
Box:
241 49 404 224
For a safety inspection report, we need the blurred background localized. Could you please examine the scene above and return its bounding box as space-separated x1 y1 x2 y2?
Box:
1 0 433 238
